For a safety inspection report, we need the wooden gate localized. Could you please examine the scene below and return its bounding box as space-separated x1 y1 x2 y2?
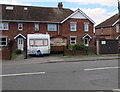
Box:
50 35 67 53
96 39 119 54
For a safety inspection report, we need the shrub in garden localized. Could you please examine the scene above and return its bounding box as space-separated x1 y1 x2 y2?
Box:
14 49 22 54
68 43 85 50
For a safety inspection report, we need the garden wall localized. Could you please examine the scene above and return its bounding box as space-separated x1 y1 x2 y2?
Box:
64 50 87 56
64 46 96 56
0 48 11 60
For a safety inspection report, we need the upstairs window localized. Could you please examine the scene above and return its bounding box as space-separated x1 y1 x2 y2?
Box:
48 24 57 31
18 23 23 30
34 24 39 31
84 22 89 32
0 36 7 46
116 24 119 33
24 7 28 10
70 22 77 31
6 6 14 10
0 23 9 30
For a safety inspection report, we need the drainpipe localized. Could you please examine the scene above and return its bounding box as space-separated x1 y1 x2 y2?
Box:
118 0 120 33
58 23 60 35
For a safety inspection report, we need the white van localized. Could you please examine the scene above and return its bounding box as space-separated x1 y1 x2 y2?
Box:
27 34 50 56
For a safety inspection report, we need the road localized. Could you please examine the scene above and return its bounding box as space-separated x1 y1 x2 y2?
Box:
2 59 119 90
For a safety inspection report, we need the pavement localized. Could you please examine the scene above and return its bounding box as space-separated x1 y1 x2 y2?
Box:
1 54 119 65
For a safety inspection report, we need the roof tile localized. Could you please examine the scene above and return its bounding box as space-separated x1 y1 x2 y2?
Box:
1 4 73 22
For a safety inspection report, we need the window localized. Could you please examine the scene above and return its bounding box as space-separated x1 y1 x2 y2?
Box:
0 23 9 30
24 7 28 10
18 23 23 30
84 23 89 32
70 22 77 31
35 40 43 46
30 39 48 46
116 24 119 33
44 40 48 46
0 36 7 46
48 24 57 31
34 24 39 31
6 6 14 10
70 36 77 44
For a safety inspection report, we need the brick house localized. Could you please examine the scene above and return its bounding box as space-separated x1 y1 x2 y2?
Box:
0 3 95 53
95 14 120 40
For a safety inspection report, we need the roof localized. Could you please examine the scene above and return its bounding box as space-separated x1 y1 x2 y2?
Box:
61 8 95 24
1 4 73 23
95 14 119 29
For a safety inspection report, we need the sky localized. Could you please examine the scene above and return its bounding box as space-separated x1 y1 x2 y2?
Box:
0 0 119 25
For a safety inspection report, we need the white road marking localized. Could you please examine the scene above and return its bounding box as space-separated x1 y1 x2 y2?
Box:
0 72 45 77
112 89 120 92
84 66 120 71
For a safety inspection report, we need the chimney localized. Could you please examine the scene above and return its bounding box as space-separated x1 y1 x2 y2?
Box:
58 2 63 9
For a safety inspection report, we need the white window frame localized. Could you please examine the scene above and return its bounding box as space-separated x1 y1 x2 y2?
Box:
34 24 39 31
18 23 23 30
70 22 77 31
70 36 77 44
48 24 57 31
6 6 14 10
0 36 7 46
84 22 89 32
116 24 119 33
0 23 9 30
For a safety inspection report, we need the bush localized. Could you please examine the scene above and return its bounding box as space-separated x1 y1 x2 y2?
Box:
14 49 22 54
68 43 85 50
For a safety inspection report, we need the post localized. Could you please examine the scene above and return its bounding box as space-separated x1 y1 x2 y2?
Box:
24 37 27 59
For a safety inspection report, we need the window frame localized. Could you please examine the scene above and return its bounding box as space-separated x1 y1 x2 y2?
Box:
116 24 119 33
70 22 77 31
70 36 77 44
84 22 89 32
0 23 9 30
48 24 57 31
29 39 48 46
0 36 7 46
34 24 39 31
18 23 23 30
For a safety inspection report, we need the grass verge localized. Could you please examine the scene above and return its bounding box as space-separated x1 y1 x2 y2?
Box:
62 54 120 58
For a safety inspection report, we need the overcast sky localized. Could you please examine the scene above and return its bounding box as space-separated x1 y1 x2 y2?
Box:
0 0 119 25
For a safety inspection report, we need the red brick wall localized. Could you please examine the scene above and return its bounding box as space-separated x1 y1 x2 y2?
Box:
95 23 120 39
2 18 94 52
62 18 94 46
2 22 59 51
2 22 59 40
0 48 11 60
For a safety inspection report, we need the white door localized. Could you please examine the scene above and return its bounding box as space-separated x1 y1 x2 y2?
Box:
18 38 24 51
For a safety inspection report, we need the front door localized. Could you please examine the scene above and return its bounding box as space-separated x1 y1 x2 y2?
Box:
84 38 89 46
18 38 24 51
